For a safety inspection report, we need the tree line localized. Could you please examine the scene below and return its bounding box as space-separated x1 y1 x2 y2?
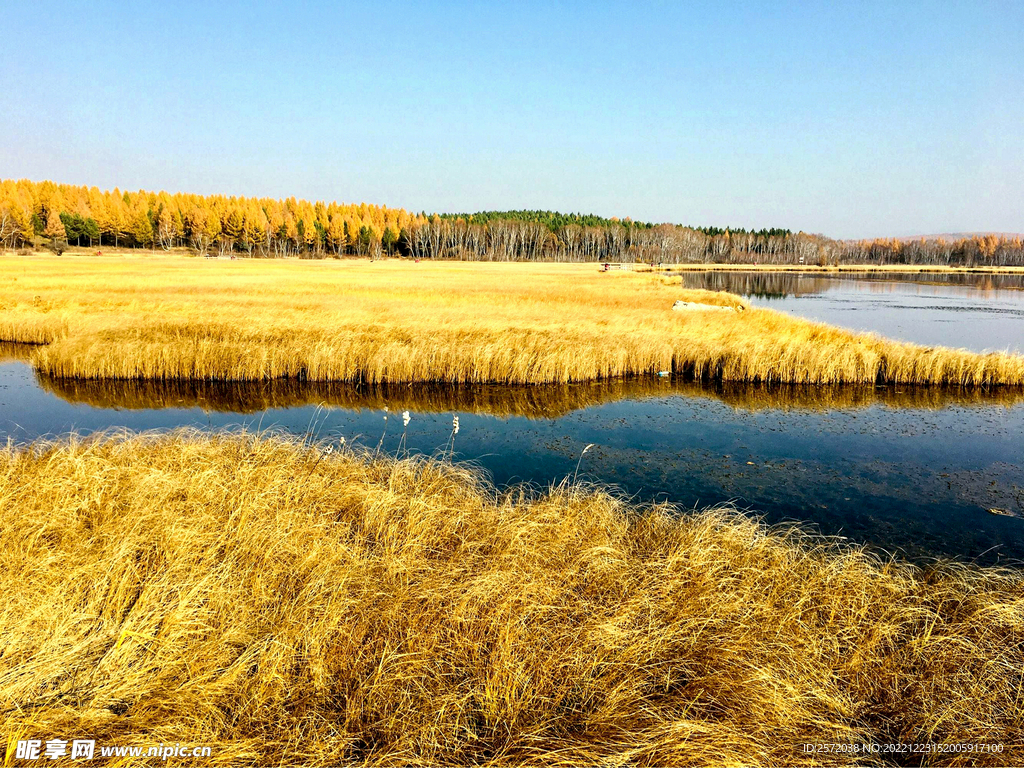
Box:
406 217 1024 266
0 179 420 258
2 179 1021 266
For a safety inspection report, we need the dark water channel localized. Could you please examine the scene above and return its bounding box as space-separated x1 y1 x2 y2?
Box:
3 348 1023 566
679 270 1024 353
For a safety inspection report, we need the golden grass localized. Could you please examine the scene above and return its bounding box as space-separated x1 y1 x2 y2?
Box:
35 370 1024 417
2 253 1023 386
1 432 1021 766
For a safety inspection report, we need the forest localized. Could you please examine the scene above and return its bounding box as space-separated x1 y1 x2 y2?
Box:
2 178 1022 266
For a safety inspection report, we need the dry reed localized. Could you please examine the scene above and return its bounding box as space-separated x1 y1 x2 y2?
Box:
1 255 1023 386
1 432 1022 766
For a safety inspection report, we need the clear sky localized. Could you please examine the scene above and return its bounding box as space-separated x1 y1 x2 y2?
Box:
1 0 1020 238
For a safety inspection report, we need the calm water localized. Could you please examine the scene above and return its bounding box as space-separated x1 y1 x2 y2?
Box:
679 271 1024 353
3 354 1023 565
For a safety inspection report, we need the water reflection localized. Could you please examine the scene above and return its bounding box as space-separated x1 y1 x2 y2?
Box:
38 373 1024 416
0 341 36 362
680 270 1024 298
680 270 1024 353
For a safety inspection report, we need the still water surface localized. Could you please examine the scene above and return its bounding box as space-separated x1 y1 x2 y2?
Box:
679 270 1024 353
3 352 1022 566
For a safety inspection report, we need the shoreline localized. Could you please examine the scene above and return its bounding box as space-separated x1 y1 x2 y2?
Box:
7 248 1024 275
661 263 1024 274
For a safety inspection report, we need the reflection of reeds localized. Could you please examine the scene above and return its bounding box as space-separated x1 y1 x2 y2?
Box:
37 372 1024 417
1 431 1020 766
3 257 1024 386
36 376 673 417
0 341 39 362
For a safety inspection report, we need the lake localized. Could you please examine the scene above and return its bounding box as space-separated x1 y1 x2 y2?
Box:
678 270 1024 353
3 346 1023 565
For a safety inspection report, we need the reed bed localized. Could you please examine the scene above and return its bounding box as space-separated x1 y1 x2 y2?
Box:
2 254 1023 386
36 370 1024 417
1 431 1021 766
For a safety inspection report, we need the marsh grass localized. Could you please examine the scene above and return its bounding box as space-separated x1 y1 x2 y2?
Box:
2 255 1022 386
0 431 1021 766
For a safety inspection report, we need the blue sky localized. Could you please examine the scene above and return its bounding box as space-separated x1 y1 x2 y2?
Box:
1 0 1020 238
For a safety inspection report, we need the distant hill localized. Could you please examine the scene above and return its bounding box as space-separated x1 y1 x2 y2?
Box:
893 232 1024 242
441 210 792 238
